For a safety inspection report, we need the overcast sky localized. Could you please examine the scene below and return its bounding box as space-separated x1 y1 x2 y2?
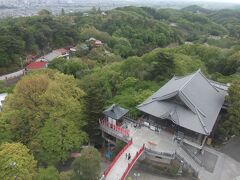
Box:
191 0 240 3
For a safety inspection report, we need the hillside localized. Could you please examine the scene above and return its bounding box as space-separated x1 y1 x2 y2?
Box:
0 5 240 179
1 6 240 74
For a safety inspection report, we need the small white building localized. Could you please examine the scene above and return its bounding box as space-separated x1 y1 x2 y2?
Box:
170 23 177 27
101 12 107 16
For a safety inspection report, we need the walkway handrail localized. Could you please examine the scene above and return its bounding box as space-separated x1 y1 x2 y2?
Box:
145 148 175 158
175 151 199 177
99 118 130 136
103 139 133 178
120 144 145 180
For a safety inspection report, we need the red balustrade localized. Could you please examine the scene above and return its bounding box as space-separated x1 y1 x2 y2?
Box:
120 144 145 180
103 139 133 177
99 118 130 137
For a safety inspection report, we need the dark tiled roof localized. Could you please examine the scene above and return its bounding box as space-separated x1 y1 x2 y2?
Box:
103 104 129 120
137 70 226 135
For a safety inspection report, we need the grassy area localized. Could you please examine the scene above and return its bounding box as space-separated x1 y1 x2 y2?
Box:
0 80 15 93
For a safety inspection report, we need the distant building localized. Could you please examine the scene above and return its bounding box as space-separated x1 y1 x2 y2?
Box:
95 40 104 47
37 48 69 62
88 37 96 42
184 41 193 45
26 62 48 70
170 23 177 27
56 48 68 55
87 37 104 48
101 11 107 16
208 35 221 40
70 47 77 52
0 93 8 111
83 12 89 16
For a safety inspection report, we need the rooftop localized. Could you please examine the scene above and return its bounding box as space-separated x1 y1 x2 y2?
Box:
55 48 68 54
137 70 226 135
26 62 48 70
43 50 62 61
103 104 129 120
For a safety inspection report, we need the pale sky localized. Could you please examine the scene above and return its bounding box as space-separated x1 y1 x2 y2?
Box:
191 0 240 4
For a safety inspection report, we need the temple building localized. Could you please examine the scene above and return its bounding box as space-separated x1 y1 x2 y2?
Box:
137 69 227 148
99 70 230 179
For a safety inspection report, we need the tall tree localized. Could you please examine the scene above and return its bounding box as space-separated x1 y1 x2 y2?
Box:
0 70 87 165
222 80 240 136
71 147 101 180
35 166 59 180
0 143 37 179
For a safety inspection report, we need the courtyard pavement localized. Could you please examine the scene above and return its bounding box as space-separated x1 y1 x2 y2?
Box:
219 136 240 162
127 123 177 155
126 122 240 180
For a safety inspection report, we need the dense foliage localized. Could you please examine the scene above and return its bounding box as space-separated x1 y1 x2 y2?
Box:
215 80 240 140
71 147 101 180
2 6 240 74
0 143 37 179
35 166 59 180
0 70 87 165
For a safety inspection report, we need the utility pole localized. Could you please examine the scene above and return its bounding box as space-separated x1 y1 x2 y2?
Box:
20 57 23 69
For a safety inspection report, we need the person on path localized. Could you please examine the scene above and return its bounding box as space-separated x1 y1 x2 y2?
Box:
125 153 128 159
128 153 131 160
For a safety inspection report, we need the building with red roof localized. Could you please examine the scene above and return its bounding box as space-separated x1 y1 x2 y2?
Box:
26 62 48 70
55 48 68 55
95 40 104 47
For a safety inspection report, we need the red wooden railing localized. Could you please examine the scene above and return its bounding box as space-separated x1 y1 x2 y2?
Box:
99 118 130 137
120 144 145 180
103 139 133 177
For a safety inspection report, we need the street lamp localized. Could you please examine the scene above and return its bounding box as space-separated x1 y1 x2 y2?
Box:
134 172 140 180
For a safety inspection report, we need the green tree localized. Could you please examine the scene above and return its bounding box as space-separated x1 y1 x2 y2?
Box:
79 67 122 144
221 80 240 137
48 58 89 78
71 147 101 180
59 170 74 180
111 140 125 160
35 166 59 180
143 49 175 81
0 70 87 165
80 74 109 144
0 143 37 180
32 118 86 165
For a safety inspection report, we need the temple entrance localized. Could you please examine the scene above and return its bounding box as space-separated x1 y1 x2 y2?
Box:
143 114 176 134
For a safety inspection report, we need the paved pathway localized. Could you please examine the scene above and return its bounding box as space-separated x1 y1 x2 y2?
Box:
198 146 240 180
129 124 240 180
106 145 139 180
0 69 25 81
104 122 240 180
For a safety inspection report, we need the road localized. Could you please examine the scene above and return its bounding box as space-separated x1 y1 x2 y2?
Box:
0 69 25 81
